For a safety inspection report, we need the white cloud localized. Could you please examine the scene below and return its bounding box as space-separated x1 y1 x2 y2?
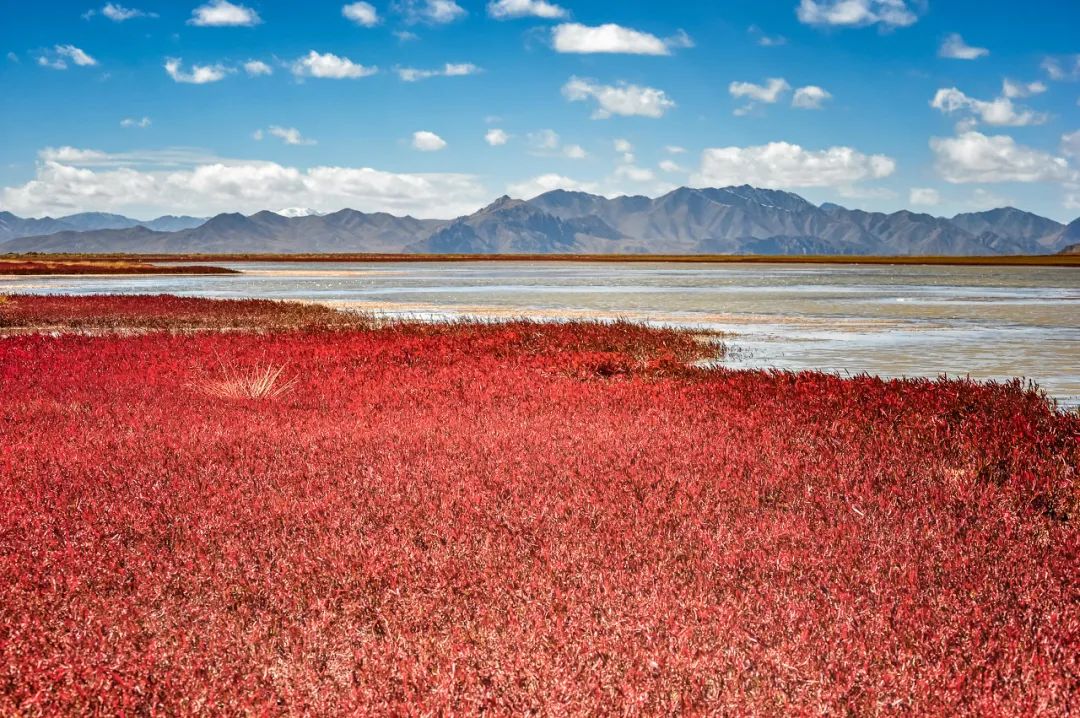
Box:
487 0 568 19
968 187 1013 210
243 59 272 76
909 187 940 206
1041 55 1080 82
485 128 509 146
659 159 685 173
255 126 317 146
1062 130 1080 159
562 144 587 160
1001 79 1047 99
188 0 261 26
100 3 156 21
528 129 561 151
396 62 481 81
164 58 229 84
938 33 988 60
38 56 67 70
691 141 896 190
120 116 151 129
6 52 18 63
507 173 597 198
729 78 790 103
552 23 687 55
748 25 786 47
2 150 486 219
394 30 419 41
292 51 377 79
562 77 675 119
40 45 98 70
797 0 918 28
665 145 686 155
614 164 654 182
394 0 466 24
342 2 379 26
930 131 1074 184
59 45 98 66
412 130 447 151
613 139 633 154
931 87 1047 127
792 85 832 109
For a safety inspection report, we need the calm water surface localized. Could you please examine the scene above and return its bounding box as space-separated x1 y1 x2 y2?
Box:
3 261 1078 408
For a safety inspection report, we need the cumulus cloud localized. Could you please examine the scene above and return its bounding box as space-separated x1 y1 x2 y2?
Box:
255 126 317 146
562 144 587 160
729 78 790 104
120 116 151 129
165 58 228 84
394 0 466 25
792 85 832 109
659 159 685 173
507 173 597 198
342 2 379 26
97 3 156 21
729 78 790 115
396 62 480 81
909 187 940 206
797 0 918 28
931 87 1047 127
665 145 686 155
938 33 988 60
1001 79 1046 99
552 23 689 55
930 131 1074 184
613 139 633 154
691 141 896 190
292 51 377 79
1 147 486 218
794 84 833 108
485 129 509 146
562 77 675 119
488 0 567 19
412 130 447 151
243 60 272 76
188 0 261 26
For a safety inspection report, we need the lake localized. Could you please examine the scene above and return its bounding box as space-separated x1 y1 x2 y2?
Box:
3 261 1078 409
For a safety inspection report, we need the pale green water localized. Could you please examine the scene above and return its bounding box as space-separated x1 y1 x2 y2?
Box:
3 261 1077 408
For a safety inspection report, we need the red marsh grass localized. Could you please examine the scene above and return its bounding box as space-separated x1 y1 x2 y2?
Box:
0 295 1076 715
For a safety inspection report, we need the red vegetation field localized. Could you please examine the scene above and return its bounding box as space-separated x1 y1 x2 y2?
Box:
1 295 1077 715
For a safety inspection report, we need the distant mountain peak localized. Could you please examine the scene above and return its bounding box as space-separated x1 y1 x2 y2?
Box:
275 207 325 218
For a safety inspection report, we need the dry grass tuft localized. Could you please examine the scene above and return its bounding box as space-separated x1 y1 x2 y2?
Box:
194 362 297 400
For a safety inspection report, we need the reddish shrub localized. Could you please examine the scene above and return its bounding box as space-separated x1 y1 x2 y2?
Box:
0 296 1076 715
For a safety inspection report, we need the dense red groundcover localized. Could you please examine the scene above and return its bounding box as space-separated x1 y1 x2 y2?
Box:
1 296 1077 715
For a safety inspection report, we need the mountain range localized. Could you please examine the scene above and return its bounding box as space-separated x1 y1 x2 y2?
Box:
2 186 1076 256
0 211 207 244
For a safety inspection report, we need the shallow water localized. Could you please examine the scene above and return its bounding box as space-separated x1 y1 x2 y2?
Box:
3 261 1078 409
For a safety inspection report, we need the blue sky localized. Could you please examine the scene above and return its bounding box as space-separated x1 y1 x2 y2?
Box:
1 0 1078 220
